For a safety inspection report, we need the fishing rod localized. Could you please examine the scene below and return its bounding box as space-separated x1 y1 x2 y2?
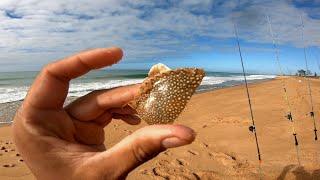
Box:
300 15 318 141
266 15 301 165
233 22 263 179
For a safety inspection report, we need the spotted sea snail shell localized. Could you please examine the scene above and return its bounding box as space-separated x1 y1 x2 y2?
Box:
129 63 205 125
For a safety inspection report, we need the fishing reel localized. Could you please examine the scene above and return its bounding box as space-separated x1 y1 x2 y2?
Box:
249 125 255 132
286 113 293 122
310 111 314 117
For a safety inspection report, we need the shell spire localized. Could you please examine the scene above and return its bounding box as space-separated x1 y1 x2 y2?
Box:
129 63 205 125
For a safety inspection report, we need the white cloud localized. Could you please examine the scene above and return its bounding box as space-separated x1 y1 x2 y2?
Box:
0 0 319 71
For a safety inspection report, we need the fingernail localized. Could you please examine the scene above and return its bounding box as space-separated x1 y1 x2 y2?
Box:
161 137 190 149
108 47 123 56
106 47 123 64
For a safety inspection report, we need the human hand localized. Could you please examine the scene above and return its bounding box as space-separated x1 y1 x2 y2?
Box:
12 47 195 180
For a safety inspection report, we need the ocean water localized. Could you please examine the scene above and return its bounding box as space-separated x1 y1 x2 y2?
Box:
0 70 276 104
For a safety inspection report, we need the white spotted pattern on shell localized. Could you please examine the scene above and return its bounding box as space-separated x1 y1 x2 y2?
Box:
130 66 205 125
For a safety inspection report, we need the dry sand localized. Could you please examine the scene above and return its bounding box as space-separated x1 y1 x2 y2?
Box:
1 77 320 179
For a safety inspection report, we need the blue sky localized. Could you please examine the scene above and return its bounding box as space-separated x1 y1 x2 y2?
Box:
0 0 320 74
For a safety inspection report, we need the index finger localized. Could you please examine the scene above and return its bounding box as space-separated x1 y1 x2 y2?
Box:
25 47 123 109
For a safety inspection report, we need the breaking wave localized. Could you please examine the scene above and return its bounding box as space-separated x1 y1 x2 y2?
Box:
0 75 275 104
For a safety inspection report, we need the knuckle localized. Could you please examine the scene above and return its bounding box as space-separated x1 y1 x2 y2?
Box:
40 63 53 75
97 94 112 109
131 137 160 163
75 54 92 70
40 61 69 82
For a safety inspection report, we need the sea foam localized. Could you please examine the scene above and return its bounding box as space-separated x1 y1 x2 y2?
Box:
0 75 275 104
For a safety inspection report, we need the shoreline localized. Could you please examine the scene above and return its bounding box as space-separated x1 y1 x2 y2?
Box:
196 77 275 94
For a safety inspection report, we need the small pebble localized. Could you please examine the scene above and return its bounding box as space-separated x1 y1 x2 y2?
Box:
202 142 209 148
19 159 24 162
0 146 5 150
16 153 20 156
4 150 8 152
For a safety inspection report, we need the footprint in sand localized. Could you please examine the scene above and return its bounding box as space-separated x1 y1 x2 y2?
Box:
2 164 15 168
156 159 170 166
193 170 219 179
152 167 170 179
187 150 199 156
176 158 188 166
163 150 171 156
211 116 223 123
139 169 151 175
209 151 251 171
210 115 251 125
123 129 133 134
152 166 199 180
200 142 209 148
215 152 236 160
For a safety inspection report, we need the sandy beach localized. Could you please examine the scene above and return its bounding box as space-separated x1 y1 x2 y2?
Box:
1 76 320 179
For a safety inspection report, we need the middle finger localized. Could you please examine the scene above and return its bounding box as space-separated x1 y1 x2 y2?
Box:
65 84 140 121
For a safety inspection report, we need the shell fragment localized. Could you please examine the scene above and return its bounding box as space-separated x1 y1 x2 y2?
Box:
130 64 205 124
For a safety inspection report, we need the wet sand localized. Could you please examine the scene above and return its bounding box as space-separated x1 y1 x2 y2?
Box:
1 77 320 179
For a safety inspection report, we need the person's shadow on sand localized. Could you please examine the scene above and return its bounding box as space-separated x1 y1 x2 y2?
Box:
277 164 320 180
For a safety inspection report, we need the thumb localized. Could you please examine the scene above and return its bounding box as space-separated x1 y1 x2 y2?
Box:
91 125 195 179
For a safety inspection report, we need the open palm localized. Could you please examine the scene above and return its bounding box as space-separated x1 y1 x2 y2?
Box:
12 47 195 180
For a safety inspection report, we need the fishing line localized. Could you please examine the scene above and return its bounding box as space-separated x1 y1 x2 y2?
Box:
300 15 318 141
233 22 263 179
266 15 301 165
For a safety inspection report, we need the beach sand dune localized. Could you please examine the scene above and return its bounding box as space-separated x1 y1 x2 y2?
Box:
1 77 320 179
